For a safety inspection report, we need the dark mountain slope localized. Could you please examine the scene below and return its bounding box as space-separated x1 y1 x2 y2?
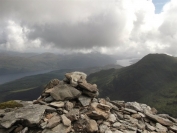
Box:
0 69 70 102
0 64 122 102
88 54 177 116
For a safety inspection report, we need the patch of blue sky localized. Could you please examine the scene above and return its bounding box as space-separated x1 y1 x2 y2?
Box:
152 0 170 13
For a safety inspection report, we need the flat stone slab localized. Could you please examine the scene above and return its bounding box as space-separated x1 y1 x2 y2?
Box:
0 101 54 128
82 90 99 98
125 102 143 112
124 108 137 114
169 125 177 132
52 123 71 133
79 82 98 92
144 110 173 126
50 82 81 101
49 101 65 108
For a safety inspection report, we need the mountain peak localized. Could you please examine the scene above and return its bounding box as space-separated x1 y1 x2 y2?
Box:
133 53 177 67
88 54 177 117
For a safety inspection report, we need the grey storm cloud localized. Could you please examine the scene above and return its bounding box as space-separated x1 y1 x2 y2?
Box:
27 13 126 49
0 0 128 50
0 0 177 57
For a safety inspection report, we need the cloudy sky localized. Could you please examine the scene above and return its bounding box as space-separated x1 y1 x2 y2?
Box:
0 0 176 58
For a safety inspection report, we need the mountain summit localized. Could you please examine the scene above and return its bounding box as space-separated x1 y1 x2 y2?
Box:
88 54 177 117
0 71 177 133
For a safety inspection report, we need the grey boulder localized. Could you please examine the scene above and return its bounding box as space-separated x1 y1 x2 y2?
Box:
0 101 53 128
50 82 81 101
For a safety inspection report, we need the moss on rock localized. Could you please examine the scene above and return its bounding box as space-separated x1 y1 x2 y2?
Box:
0 100 23 109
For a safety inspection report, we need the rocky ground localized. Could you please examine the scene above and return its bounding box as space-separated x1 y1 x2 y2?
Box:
0 71 177 133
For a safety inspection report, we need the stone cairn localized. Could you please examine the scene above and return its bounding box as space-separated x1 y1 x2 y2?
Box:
0 72 177 133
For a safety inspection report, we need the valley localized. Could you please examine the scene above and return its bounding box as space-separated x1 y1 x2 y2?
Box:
0 64 122 102
1 53 177 117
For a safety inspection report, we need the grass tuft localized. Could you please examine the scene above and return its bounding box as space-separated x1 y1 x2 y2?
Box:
0 100 23 109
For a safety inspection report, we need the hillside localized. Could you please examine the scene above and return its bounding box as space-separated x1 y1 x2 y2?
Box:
0 69 69 102
88 54 177 117
0 65 122 102
1 72 177 133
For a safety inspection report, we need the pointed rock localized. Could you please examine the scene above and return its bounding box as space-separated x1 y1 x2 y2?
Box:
45 79 60 89
78 95 91 106
61 114 71 127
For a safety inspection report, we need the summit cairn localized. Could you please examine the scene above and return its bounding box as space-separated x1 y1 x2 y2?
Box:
0 71 177 133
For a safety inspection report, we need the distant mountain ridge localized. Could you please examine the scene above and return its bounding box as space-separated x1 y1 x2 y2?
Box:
0 52 118 74
88 54 177 117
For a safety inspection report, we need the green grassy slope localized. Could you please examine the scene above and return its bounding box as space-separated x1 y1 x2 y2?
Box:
88 54 177 117
0 69 70 102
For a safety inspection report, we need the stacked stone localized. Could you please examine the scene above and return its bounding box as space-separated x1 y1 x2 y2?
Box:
0 71 177 133
39 71 99 104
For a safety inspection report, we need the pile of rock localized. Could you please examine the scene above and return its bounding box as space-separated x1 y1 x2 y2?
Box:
0 71 177 133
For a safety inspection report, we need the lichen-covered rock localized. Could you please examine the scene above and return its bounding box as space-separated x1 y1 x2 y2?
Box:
65 71 87 87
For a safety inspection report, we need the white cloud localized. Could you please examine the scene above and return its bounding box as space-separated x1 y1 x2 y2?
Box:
0 20 43 52
0 0 176 58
